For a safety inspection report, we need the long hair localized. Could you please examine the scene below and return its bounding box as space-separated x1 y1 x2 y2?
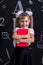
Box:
15 12 34 28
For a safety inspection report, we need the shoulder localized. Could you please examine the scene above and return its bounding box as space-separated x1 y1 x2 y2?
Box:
29 28 35 35
13 27 20 32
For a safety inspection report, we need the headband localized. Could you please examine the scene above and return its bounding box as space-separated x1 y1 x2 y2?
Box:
15 10 33 17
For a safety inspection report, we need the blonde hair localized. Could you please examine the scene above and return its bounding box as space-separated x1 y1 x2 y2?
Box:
15 12 34 28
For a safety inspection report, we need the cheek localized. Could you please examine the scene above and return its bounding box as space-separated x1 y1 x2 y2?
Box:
26 21 30 26
27 21 30 24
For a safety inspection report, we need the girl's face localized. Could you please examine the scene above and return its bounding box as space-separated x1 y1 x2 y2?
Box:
19 16 30 28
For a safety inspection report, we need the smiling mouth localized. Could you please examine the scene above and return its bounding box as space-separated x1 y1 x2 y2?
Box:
22 26 28 28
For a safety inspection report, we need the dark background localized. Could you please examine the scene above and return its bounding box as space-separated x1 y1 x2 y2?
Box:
0 0 43 65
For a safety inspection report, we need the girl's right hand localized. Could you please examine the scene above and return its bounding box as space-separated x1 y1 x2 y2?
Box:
16 39 20 44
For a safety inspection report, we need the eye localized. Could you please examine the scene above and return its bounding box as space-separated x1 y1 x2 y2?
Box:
21 21 24 22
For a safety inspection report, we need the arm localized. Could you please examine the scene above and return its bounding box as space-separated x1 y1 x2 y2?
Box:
28 34 35 43
19 28 35 44
12 29 35 44
12 31 28 40
19 34 35 43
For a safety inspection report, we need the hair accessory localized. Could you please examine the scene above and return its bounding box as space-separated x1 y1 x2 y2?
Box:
25 11 33 16
15 11 24 17
15 10 33 17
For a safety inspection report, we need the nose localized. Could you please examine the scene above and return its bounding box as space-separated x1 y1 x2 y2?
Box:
23 21 25 24
23 21 26 26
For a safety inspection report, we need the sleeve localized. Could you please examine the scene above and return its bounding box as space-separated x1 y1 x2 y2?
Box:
13 27 19 32
29 28 35 35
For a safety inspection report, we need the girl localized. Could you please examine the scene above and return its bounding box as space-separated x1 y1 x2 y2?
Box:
10 11 35 65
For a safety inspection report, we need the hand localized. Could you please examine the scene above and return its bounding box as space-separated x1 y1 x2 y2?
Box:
25 34 30 39
16 39 20 44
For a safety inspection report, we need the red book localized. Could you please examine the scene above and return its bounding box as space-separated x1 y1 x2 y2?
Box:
16 29 29 47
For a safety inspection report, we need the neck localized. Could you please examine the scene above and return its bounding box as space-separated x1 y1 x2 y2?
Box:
21 27 28 29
